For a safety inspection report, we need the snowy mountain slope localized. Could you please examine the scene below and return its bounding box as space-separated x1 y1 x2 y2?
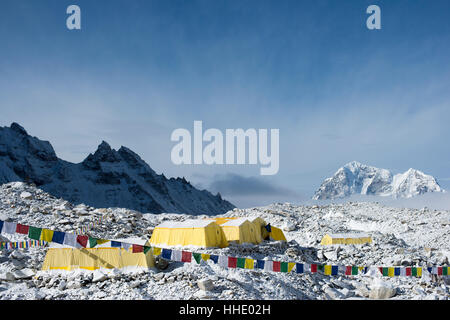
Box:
0 123 234 214
313 161 444 200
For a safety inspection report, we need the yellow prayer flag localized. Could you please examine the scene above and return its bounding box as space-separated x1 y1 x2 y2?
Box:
244 259 254 269
40 229 54 242
388 267 395 277
288 262 296 273
417 267 422 277
201 254 210 261
96 239 109 245
153 247 161 256
324 265 332 275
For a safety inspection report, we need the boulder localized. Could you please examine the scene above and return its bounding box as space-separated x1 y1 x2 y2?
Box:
20 192 33 200
92 270 107 283
197 278 214 291
0 272 16 281
369 279 396 299
13 268 35 280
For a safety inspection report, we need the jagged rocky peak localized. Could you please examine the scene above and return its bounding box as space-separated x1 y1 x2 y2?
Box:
313 161 444 200
0 123 235 214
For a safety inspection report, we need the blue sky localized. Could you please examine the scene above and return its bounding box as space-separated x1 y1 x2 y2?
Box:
1 0 450 208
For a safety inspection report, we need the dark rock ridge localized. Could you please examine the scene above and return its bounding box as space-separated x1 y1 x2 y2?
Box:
0 123 235 214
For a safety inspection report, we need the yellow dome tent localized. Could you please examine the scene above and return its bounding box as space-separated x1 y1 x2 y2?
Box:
42 241 155 271
149 219 228 248
220 218 262 245
268 226 287 241
320 233 372 245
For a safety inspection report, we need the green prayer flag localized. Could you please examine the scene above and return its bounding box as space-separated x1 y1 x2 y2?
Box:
28 226 42 240
352 266 359 275
193 253 202 264
443 267 448 276
237 258 246 268
143 246 151 254
382 267 388 276
280 262 288 273
318 264 324 272
412 267 417 277
89 237 97 248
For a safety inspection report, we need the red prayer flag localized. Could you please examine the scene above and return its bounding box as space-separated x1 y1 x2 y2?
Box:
16 224 29 235
181 251 191 263
311 264 317 273
379 267 383 274
228 257 237 268
345 266 352 275
132 244 143 253
76 235 88 247
405 267 411 276
272 261 281 272
437 267 443 275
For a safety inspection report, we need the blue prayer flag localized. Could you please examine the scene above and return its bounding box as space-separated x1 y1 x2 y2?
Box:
111 241 122 247
256 260 265 269
162 248 172 259
296 263 304 273
331 265 339 275
210 255 219 264
52 231 65 244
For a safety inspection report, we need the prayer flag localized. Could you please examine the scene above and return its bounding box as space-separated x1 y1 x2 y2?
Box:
296 263 304 274
201 254 210 261
143 246 151 254
280 262 288 273
89 237 98 248
287 262 296 273
272 261 281 272
52 231 65 244
310 264 317 273
228 257 237 268
245 259 254 269
63 233 77 247
3 222 17 234
171 250 182 262
332 265 339 276
388 267 395 277
152 247 161 256
405 267 411 276
76 235 88 248
192 252 201 264
132 244 143 253
218 255 228 268
41 229 54 242
264 261 273 272
111 241 122 248
394 267 401 276
210 255 219 264
181 251 192 263
324 265 332 275
257 260 265 270
16 224 29 235
28 226 42 240
237 257 246 268
161 248 172 259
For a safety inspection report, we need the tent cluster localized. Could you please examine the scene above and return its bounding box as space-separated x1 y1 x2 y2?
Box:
149 217 286 248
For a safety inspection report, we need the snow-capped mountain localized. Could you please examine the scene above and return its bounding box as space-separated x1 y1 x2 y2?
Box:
312 161 444 200
0 123 235 214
